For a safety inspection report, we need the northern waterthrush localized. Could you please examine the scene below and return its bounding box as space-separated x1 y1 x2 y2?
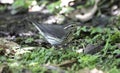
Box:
28 20 77 46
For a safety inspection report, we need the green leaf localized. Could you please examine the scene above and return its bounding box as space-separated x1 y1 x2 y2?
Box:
25 37 34 43
110 30 120 43
113 50 120 54
12 0 31 8
81 26 88 32
47 1 61 13
109 67 120 73
90 27 103 34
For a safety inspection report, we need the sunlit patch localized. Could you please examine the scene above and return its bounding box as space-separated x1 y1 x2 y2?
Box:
0 0 14 4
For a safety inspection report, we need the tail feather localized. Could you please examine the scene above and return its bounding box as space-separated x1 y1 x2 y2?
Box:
27 19 45 36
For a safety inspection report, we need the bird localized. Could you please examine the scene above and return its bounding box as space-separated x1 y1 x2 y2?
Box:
27 19 75 46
